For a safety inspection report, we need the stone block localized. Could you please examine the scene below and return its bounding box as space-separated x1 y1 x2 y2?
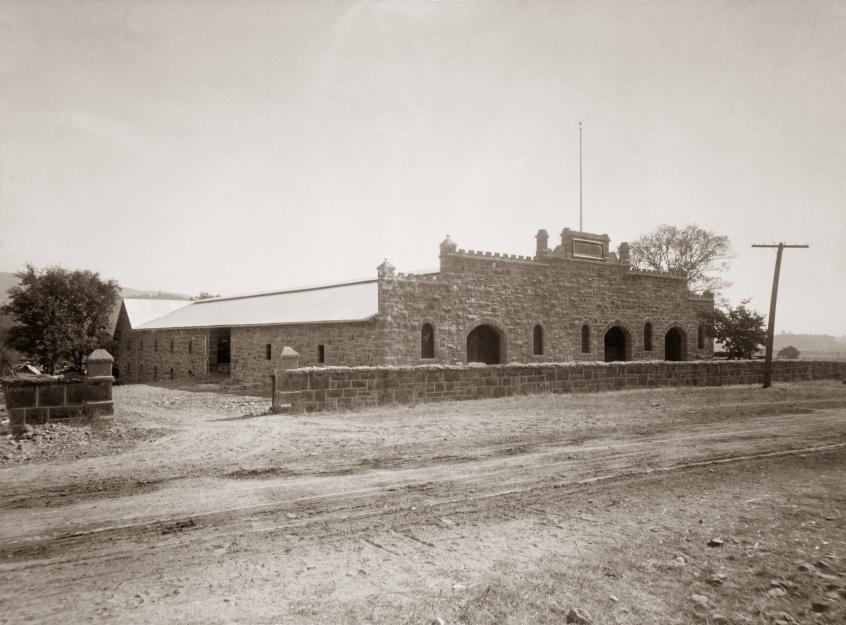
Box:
37 383 66 407
3 384 37 409
83 380 112 402
24 407 49 425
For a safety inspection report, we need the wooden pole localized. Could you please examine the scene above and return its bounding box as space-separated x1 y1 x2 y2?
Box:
752 243 809 388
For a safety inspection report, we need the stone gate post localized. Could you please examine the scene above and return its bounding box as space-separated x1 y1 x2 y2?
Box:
271 347 301 414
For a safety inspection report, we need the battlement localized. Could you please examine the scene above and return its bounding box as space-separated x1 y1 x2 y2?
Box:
456 249 536 262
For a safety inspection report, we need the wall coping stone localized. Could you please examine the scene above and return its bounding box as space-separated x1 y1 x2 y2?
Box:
285 359 762 375
0 375 85 387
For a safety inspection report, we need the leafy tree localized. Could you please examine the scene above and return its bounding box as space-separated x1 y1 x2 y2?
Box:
629 224 731 293
711 300 767 359
777 345 800 360
0 265 120 372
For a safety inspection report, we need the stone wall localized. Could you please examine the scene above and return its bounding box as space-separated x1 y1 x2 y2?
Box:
1 375 114 436
116 320 380 388
230 320 380 387
378 242 714 366
273 360 846 413
118 327 211 383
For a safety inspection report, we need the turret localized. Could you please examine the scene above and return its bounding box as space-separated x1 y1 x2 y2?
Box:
439 234 457 256
535 229 549 257
377 258 395 278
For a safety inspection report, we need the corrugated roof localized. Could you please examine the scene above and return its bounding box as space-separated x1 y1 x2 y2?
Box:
136 280 378 330
124 299 193 328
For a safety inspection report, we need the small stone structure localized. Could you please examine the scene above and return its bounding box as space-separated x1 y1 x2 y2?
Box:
271 358 846 414
0 350 115 436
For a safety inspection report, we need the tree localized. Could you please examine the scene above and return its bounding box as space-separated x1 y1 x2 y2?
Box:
712 300 767 359
629 224 731 293
0 265 120 372
777 345 800 360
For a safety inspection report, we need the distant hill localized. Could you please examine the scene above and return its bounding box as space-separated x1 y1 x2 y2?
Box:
773 333 846 353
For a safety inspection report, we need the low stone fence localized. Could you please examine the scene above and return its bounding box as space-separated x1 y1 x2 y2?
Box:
0 349 115 436
272 359 846 413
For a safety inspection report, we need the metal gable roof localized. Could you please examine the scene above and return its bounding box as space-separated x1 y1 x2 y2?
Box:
123 299 193 329
135 280 379 330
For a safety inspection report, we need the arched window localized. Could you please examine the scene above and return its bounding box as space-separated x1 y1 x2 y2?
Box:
644 322 653 351
697 325 705 350
421 323 434 359
533 325 544 355
581 324 591 353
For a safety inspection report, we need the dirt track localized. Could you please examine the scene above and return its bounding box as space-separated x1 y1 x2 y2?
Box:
1 382 845 624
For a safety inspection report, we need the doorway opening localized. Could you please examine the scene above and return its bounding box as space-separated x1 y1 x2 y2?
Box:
665 327 687 361
467 324 503 364
604 326 628 362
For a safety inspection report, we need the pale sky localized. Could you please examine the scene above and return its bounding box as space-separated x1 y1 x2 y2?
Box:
1 1 844 334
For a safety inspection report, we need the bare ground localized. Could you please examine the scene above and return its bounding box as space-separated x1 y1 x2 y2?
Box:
1 381 845 624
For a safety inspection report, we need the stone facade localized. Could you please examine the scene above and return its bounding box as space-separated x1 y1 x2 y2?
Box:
114 227 715 389
378 228 713 365
229 321 380 385
114 306 210 383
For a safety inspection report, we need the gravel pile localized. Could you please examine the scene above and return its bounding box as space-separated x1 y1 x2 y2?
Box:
116 385 270 416
1 420 167 465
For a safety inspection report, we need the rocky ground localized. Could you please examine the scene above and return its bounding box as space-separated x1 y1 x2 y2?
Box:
0 384 269 465
0 381 844 625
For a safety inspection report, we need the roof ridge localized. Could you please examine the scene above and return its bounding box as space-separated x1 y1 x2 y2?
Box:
194 278 378 304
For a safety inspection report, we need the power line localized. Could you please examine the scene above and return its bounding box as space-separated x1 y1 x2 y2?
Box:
751 242 809 388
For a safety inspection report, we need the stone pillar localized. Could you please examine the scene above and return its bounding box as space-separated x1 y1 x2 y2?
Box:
279 346 300 371
272 347 301 414
617 242 631 265
86 349 114 378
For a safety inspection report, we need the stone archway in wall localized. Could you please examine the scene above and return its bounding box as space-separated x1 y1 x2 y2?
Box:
604 326 629 362
466 324 504 364
665 327 687 361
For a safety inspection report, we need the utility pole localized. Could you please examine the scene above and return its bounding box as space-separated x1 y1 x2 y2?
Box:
751 242 809 388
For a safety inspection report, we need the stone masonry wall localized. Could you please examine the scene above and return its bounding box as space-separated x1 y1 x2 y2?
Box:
230 320 380 387
273 360 846 413
116 320 380 388
114 305 212 385
378 248 714 366
1 376 114 435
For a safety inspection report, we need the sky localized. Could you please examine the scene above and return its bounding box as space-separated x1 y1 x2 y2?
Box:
1 0 845 334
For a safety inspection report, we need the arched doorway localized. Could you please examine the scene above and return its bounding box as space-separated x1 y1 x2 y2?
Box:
604 326 627 362
467 324 502 364
665 327 687 361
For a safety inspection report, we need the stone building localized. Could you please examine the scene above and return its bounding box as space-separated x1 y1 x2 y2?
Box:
113 227 714 386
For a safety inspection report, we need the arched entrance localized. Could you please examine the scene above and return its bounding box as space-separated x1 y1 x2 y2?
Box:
604 326 627 362
467 324 503 364
665 327 687 361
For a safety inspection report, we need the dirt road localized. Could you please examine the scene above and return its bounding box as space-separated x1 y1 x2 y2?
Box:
1 382 845 624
